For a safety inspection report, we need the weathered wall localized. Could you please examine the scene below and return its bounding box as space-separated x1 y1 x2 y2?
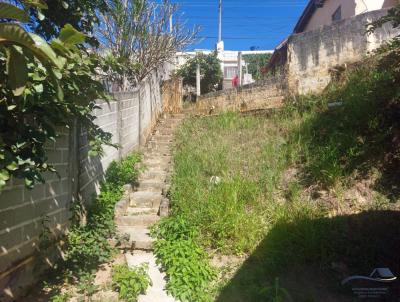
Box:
287 9 400 94
0 66 173 301
192 9 399 115
162 78 183 114
195 76 285 114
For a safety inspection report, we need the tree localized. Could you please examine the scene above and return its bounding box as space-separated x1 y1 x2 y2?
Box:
0 1 114 189
177 52 223 94
27 0 109 46
97 0 198 89
243 53 272 81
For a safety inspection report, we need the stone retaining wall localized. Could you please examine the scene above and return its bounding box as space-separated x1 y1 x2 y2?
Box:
195 75 286 114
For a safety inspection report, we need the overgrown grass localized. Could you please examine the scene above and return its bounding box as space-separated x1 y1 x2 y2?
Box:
154 52 400 301
170 112 290 254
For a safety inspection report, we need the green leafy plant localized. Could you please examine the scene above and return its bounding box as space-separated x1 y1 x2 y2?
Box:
152 217 216 302
0 2 115 190
0 1 64 96
260 278 292 302
112 263 152 301
50 292 71 302
106 153 142 187
42 153 142 301
64 154 141 274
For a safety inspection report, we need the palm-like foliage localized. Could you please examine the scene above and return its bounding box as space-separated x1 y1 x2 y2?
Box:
0 0 64 96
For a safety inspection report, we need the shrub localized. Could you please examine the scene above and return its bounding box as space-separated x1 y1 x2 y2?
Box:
112 264 152 301
60 153 141 284
106 153 142 187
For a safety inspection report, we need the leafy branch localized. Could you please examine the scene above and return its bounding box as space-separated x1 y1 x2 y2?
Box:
0 1 115 189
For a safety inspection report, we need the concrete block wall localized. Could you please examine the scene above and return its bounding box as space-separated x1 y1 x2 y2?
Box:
0 67 170 301
0 130 72 298
287 9 400 95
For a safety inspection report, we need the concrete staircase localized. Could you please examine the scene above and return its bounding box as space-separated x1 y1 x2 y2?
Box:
115 114 184 302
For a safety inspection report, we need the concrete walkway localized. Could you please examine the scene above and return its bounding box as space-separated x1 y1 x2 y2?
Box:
116 114 184 302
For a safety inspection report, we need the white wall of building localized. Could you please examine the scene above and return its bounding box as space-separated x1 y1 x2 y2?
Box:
304 0 397 32
356 0 397 14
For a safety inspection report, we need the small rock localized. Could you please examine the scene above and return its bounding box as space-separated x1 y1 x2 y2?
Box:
210 176 221 185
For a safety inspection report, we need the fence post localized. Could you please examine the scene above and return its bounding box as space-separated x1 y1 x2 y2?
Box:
68 118 80 209
116 95 123 160
138 84 143 146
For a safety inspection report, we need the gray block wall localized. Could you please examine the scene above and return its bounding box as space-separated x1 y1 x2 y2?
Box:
0 66 171 300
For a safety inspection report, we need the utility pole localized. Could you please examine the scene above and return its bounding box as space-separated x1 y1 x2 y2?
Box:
218 0 222 43
169 13 173 33
238 51 243 86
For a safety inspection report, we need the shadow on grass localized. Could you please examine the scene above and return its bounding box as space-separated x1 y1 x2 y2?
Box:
216 211 400 302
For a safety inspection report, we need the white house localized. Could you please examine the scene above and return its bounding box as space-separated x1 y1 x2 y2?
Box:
293 0 397 33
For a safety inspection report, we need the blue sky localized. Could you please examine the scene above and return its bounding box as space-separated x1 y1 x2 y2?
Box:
173 0 309 51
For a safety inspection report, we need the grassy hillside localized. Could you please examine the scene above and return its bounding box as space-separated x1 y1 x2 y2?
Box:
153 51 400 301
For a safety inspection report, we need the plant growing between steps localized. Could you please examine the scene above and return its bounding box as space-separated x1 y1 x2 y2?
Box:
151 216 216 302
112 263 152 301
260 278 292 302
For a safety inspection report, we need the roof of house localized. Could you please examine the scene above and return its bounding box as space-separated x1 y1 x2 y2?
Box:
293 0 326 33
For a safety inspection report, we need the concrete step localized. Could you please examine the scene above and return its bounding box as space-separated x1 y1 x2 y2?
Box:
146 151 171 158
150 135 174 142
141 164 170 173
116 214 160 227
141 165 170 174
126 207 159 216
145 142 172 149
159 118 182 124
130 191 162 208
117 226 154 250
143 158 171 172
146 149 171 156
137 180 165 192
148 140 173 147
170 114 185 119
147 144 172 151
139 171 168 181
156 129 176 135
158 124 179 130
143 156 172 164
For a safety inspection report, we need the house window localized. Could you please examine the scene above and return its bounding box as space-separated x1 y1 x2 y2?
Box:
332 6 341 22
224 66 238 79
